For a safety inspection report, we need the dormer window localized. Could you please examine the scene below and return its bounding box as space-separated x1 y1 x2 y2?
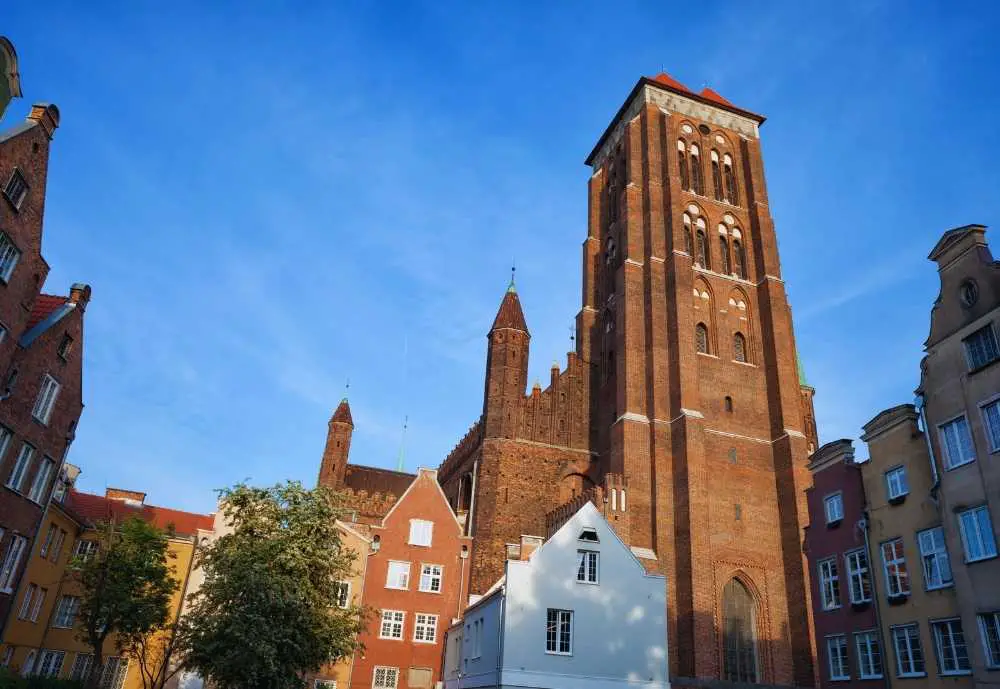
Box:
578 528 599 543
3 169 28 211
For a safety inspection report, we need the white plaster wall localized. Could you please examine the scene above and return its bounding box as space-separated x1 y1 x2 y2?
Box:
443 592 502 689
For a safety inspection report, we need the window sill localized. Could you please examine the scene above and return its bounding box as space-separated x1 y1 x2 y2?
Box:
575 580 600 586
829 677 850 682
826 519 842 530
544 651 573 657
965 554 999 565
859 675 884 681
944 458 976 472
850 600 872 611
696 352 719 359
888 494 907 506
384 585 409 591
413 639 437 645
926 582 954 592
967 357 1000 376
887 593 910 606
896 673 927 679
417 588 442 594
940 670 973 677
377 636 403 642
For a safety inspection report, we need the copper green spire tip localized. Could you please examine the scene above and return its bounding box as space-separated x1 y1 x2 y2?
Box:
507 262 517 293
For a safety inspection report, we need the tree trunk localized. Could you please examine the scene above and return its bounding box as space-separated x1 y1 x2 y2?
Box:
87 635 106 689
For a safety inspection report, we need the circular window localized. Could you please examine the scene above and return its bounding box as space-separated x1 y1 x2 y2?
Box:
960 280 979 308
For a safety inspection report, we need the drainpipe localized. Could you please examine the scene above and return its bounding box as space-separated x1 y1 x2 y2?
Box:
497 562 507 688
467 460 479 538
915 395 940 501
859 513 891 689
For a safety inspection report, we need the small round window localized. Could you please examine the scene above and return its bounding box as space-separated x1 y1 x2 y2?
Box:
960 280 979 308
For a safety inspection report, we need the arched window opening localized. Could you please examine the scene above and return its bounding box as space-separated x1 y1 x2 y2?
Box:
620 489 626 511
719 236 731 274
610 488 617 511
722 578 758 683
711 150 724 201
734 240 747 279
696 231 710 269
724 396 734 412
734 332 748 363
677 140 690 192
695 323 709 354
683 214 694 255
723 154 739 205
605 237 617 266
690 144 704 195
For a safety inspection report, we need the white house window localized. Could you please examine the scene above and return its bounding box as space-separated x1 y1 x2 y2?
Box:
30 586 46 622
0 535 28 592
408 519 433 546
855 630 883 679
932 618 971 675
32 374 61 425
385 561 410 590
982 398 1000 452
36 650 65 678
881 538 909 597
28 456 55 503
100 657 129 689
939 416 976 469
545 609 573 655
826 635 849 681
6 443 35 492
917 526 952 589
958 505 998 562
379 610 404 640
53 594 81 628
978 612 1000 669
891 623 925 677
68 654 93 681
413 613 437 643
576 550 599 584
3 169 28 210
817 557 840 610
964 324 1000 370
0 232 21 283
845 548 871 604
885 466 909 500
333 581 350 609
823 493 843 523
18 582 37 619
418 564 442 593
372 666 398 689
74 539 98 561
39 524 57 558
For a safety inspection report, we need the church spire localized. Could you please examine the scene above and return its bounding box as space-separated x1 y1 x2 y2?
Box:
490 281 529 335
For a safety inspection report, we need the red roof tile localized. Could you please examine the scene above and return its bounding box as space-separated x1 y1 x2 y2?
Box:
66 490 214 537
650 72 691 93
491 288 528 333
699 87 734 107
343 465 415 498
26 294 67 330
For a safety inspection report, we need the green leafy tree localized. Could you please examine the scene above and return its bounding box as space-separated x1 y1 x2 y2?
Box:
179 482 366 689
69 517 178 689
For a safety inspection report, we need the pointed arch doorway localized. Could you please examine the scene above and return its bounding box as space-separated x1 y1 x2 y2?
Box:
722 577 759 683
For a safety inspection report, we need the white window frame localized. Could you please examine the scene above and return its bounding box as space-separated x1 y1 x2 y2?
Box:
413 613 438 644
845 548 871 604
885 465 909 500
958 505 998 562
855 630 883 679
931 618 971 676
0 231 21 283
313 680 336 689
36 649 65 678
27 456 55 503
981 395 1000 453
978 612 1000 670
891 623 925 678
39 524 56 558
74 539 98 562
917 526 953 589
32 374 61 425
881 538 910 597
823 492 844 523
418 563 442 593
333 581 350 609
576 549 599 584
18 582 36 619
29 587 46 623
385 561 410 590
21 650 36 677
50 529 66 563
938 415 976 470
53 595 81 628
545 608 573 655
6 443 34 492
0 426 11 462
0 534 28 592
408 519 433 547
378 610 404 640
371 666 398 689
826 634 849 681
817 557 841 610
68 653 93 681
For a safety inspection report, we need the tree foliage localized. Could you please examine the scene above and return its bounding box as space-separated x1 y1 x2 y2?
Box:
179 482 366 689
69 517 178 689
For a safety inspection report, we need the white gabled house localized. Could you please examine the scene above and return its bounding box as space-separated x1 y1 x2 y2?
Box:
442 501 668 689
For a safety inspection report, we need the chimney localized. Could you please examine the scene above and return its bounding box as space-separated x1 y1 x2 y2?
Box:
27 103 60 139
106 488 147 506
519 535 543 561
69 283 92 310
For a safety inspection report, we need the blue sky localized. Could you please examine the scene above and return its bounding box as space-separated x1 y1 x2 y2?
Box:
3 2 998 513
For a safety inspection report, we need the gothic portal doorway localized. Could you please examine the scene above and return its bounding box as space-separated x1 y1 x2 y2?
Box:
722 577 759 683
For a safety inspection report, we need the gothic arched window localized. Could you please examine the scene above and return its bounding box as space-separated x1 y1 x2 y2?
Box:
690 144 704 195
683 214 694 255
696 231 710 269
734 239 747 279
695 323 709 354
733 332 748 363
722 578 758 683
723 153 739 205
719 236 731 274
677 140 690 192
711 150 724 201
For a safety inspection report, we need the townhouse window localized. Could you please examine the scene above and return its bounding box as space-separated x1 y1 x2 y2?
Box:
69 654 94 682
100 656 129 689
826 635 849 681
18 582 37 619
53 594 81 628
379 610 404 640
413 613 438 643
817 557 840 610
576 550 599 584
885 466 909 501
891 623 925 677
6 443 35 492
964 324 1000 370
545 608 573 655
845 548 871 604
408 519 433 546
0 426 11 461
978 612 1000 669
823 493 843 524
958 505 998 562
982 398 1000 452
385 561 410 590
313 681 336 689
0 535 28 592
939 415 976 469
372 666 398 689
0 646 12 667
418 564 442 593
50 529 67 563
881 538 910 597
21 651 36 677
28 456 55 503
39 524 57 558
74 539 99 562
931 618 971 675
855 630 883 679
917 526 953 589
333 581 350 609
32 374 61 425
57 334 74 360
0 232 21 283
36 650 65 678
30 587 46 622
3 169 28 210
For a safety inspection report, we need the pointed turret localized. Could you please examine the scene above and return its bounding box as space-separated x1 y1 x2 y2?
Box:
483 280 530 437
318 398 354 488
490 280 529 334
331 398 354 426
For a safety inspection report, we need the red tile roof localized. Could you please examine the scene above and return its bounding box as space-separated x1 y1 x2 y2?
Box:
343 465 415 498
650 72 692 94
491 288 528 333
26 294 67 330
699 87 734 107
65 490 214 537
